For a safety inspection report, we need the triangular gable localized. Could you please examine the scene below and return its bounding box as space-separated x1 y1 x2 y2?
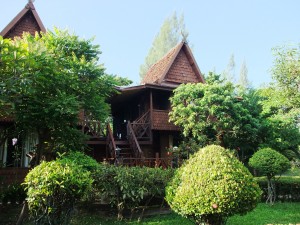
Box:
0 2 46 38
141 41 205 85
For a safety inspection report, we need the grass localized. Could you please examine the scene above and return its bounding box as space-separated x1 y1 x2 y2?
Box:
228 202 300 225
71 212 193 225
3 202 300 225
70 202 300 225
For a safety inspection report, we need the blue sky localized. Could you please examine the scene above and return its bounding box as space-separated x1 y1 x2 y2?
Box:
1 0 300 87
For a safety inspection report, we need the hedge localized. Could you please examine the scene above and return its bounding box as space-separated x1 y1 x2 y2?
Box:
255 176 300 202
94 165 174 220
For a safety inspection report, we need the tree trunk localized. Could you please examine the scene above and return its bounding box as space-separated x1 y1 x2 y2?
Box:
16 201 28 225
199 214 225 225
117 202 124 221
37 128 54 162
266 177 276 204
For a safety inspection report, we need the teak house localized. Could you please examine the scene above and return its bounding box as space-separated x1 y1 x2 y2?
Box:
0 2 205 169
104 42 205 166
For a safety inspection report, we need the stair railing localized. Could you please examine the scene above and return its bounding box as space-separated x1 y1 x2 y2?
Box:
131 110 151 141
127 121 145 159
106 123 117 158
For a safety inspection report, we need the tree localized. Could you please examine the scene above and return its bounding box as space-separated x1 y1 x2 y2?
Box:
249 148 290 204
258 46 300 157
169 72 261 153
0 29 131 160
166 145 261 225
222 54 235 82
261 45 300 124
139 12 188 79
258 116 300 158
238 60 250 89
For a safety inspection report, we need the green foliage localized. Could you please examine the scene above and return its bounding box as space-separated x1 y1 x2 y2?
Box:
0 29 129 156
24 160 93 225
249 148 291 204
249 148 291 179
282 149 299 161
261 45 300 125
140 12 188 79
95 164 174 219
57 151 100 203
258 116 300 156
255 176 300 202
257 45 300 160
166 145 261 225
58 151 100 172
170 73 262 154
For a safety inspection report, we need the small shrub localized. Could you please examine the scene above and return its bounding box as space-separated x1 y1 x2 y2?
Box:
166 145 262 225
24 160 93 225
249 147 290 204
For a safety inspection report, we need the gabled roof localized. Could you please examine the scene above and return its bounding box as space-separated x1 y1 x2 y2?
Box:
141 41 205 85
0 1 46 38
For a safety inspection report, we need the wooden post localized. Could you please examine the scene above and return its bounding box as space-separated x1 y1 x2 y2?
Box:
150 90 153 142
155 152 159 168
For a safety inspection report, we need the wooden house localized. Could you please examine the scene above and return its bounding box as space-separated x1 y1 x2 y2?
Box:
101 41 205 167
0 1 205 169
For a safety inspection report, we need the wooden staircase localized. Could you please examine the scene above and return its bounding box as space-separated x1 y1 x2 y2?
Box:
81 111 151 163
115 140 133 158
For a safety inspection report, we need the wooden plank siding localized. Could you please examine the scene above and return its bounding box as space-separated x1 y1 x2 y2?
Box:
152 110 180 131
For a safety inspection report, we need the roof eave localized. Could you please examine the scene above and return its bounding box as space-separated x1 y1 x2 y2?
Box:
117 83 175 92
182 43 206 83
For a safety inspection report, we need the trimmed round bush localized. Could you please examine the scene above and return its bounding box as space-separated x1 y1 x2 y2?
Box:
249 148 290 179
249 147 290 204
166 145 261 225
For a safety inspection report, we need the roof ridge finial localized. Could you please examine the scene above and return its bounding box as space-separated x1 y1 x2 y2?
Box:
26 0 35 10
180 30 188 44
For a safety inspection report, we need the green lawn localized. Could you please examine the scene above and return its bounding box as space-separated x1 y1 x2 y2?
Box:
69 202 300 225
